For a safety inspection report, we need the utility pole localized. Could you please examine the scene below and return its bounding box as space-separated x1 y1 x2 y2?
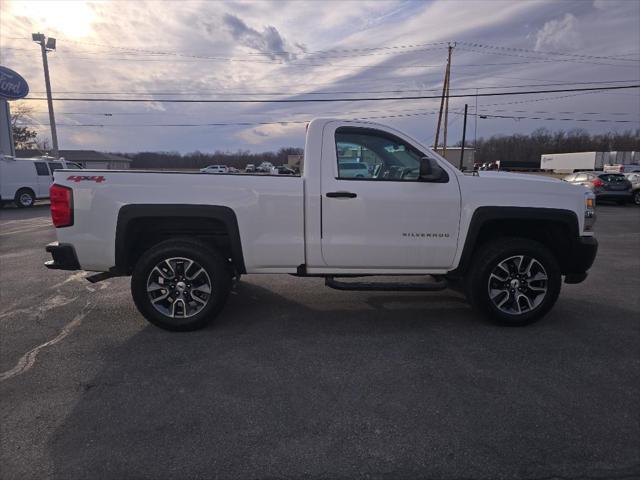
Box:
434 43 454 152
32 33 59 157
442 61 451 157
474 87 479 152
460 103 468 170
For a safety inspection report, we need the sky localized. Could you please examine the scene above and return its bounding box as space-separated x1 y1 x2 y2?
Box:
0 0 639 153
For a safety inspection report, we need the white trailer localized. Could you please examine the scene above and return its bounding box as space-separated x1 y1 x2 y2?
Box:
540 152 605 173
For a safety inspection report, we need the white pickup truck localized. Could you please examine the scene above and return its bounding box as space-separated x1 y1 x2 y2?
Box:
45 119 598 331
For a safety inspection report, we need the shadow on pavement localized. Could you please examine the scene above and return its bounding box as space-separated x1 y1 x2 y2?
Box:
48 281 640 479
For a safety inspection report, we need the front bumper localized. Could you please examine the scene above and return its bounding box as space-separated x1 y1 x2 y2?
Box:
45 242 81 270
563 236 598 284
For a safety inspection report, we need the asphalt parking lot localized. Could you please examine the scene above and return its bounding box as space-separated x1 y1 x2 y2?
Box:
1 203 639 480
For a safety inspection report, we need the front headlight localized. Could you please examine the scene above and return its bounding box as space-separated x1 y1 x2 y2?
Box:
584 193 596 232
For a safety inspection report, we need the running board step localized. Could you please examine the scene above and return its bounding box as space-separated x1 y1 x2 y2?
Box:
86 271 118 283
325 276 448 292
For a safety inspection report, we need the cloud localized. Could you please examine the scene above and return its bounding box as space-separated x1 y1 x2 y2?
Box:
2 0 637 153
534 13 582 51
593 0 633 9
220 13 301 61
235 123 304 145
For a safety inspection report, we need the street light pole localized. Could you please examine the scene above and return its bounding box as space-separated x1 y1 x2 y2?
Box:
32 33 59 157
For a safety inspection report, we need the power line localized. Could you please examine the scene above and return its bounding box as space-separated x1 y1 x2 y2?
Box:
44 50 639 69
469 113 639 124
31 106 443 117
3 36 451 60
32 107 637 118
27 79 640 97
43 52 538 69
21 85 640 103
481 109 638 116
51 37 451 58
18 110 638 128
456 47 640 68
479 89 609 108
456 41 640 62
8 40 633 70
7 35 638 64
11 41 622 70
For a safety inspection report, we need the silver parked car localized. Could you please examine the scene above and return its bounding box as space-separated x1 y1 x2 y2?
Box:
624 172 640 206
563 171 633 205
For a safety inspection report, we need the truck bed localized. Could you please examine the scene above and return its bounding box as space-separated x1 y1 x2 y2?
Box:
53 170 305 272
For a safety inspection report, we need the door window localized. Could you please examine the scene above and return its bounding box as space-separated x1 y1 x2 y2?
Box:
34 162 50 176
48 162 63 173
335 128 425 181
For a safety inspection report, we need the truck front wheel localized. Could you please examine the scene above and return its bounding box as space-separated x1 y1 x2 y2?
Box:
465 238 561 326
131 238 232 331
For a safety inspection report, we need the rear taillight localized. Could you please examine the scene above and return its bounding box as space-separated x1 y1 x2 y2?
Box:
591 178 604 188
50 184 73 228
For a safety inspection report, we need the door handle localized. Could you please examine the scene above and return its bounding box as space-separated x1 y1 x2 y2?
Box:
326 191 357 198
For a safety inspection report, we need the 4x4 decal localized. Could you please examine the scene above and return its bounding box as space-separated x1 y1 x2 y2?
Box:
67 175 105 183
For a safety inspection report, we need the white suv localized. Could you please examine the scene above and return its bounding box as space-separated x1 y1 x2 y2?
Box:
200 165 229 174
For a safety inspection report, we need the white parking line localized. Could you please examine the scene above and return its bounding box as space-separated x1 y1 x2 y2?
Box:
0 225 52 237
0 218 50 226
0 303 92 382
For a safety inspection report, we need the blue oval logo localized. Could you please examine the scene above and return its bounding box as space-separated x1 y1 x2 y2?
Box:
0 66 29 100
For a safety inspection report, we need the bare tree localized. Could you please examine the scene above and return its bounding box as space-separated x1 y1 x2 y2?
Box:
468 129 640 167
9 103 50 151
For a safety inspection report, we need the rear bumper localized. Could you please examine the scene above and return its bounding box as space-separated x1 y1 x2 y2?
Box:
595 191 632 200
45 242 81 270
563 236 598 284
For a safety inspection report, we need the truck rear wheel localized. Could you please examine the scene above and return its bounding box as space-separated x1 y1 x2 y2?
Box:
465 238 561 326
131 238 232 331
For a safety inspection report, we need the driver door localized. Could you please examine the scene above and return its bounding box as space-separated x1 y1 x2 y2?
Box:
320 124 461 270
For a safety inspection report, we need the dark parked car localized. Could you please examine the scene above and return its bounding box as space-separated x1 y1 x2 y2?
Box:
276 166 296 175
563 171 632 205
624 172 640 205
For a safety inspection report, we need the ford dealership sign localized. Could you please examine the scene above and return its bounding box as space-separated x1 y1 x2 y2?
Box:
0 66 29 100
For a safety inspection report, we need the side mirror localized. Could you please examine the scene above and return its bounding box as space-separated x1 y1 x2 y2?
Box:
419 157 448 182
419 157 432 178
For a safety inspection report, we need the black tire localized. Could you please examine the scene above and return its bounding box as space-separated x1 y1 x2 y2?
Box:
633 191 640 206
465 237 561 326
131 238 232 331
14 188 35 208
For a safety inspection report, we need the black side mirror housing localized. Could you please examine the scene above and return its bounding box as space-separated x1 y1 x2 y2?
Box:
419 157 432 177
419 157 448 183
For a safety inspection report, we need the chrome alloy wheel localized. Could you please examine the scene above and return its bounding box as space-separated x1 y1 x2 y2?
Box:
487 255 548 315
146 257 212 318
